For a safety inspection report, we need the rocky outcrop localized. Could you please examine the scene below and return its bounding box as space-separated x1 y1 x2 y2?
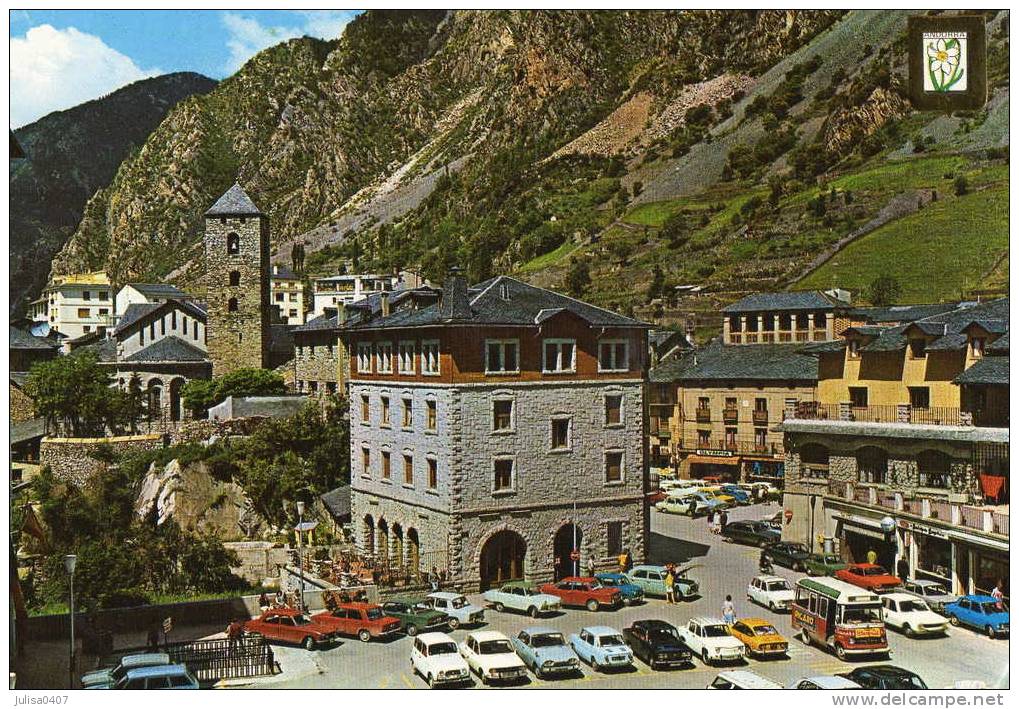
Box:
820 86 911 156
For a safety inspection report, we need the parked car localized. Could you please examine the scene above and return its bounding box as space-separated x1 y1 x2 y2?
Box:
835 563 902 593
838 665 928 689
647 489 669 504
707 670 783 689
482 580 561 617
626 564 699 600
422 592 485 629
242 607 339 650
622 620 693 670
380 597 450 636
739 482 781 501
901 579 958 614
410 632 471 687
539 576 622 612
718 484 752 505
805 552 849 577
656 491 721 517
82 653 171 689
458 631 528 685
746 575 795 612
788 675 862 689
880 593 949 637
763 511 784 531
698 488 736 507
113 664 199 690
511 626 581 679
595 573 644 605
721 520 780 547
676 617 745 665
943 595 1009 638
727 618 788 659
764 541 811 571
311 602 402 642
568 626 634 672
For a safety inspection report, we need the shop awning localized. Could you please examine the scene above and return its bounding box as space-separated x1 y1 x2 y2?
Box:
837 518 885 541
687 455 741 466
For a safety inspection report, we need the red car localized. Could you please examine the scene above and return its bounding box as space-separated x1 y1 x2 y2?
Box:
311 602 402 642
835 563 902 593
648 489 668 504
539 576 622 612
242 607 340 650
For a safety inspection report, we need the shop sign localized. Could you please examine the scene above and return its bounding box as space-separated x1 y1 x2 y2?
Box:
902 520 950 540
695 449 735 457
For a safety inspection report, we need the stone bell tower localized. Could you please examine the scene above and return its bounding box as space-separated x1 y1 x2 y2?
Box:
203 183 270 377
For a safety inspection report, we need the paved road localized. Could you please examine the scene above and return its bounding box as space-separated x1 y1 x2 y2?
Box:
261 502 1009 689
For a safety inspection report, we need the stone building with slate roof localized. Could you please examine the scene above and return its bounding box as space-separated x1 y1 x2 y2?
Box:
779 298 1009 597
341 271 650 591
721 290 851 345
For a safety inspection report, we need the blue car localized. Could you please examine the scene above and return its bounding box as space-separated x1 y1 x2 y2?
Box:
511 626 582 679
595 573 645 605
943 595 1009 638
719 485 752 506
569 626 634 672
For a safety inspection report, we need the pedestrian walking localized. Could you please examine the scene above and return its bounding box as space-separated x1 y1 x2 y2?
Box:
866 548 878 565
429 566 440 591
665 569 676 604
617 551 627 573
992 580 1005 608
722 594 736 625
706 509 714 532
258 591 270 611
226 618 244 652
624 549 633 572
719 509 728 530
586 557 595 577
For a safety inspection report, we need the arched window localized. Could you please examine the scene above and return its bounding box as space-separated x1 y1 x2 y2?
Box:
229 271 241 287
856 446 888 484
227 297 238 312
800 443 830 479
917 449 952 489
227 233 240 254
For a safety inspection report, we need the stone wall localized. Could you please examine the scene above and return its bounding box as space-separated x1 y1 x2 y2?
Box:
40 435 164 486
294 332 339 393
10 383 35 423
224 541 292 584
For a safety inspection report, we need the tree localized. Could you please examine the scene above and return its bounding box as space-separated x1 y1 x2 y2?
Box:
26 352 129 436
181 379 219 418
868 274 903 306
124 373 148 434
661 212 688 249
954 175 969 196
565 258 591 298
182 368 286 418
646 264 667 303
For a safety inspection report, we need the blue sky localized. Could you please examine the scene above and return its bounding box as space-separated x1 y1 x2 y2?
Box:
10 10 361 127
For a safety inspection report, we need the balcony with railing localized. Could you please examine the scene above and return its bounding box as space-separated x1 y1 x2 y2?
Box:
752 409 769 426
722 407 739 424
695 407 711 423
790 402 972 427
649 417 672 438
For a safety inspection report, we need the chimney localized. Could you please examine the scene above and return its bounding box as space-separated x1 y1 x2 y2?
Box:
437 267 472 321
380 293 390 317
273 264 279 276
338 303 347 325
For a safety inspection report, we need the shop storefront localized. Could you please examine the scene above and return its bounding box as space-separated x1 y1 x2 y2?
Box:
974 549 1009 599
837 519 896 571
911 527 953 587
685 452 740 482
743 457 785 488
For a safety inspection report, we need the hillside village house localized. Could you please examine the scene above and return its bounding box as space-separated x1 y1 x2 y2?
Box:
114 283 194 317
31 271 113 341
780 297 1009 599
270 264 305 325
342 271 650 591
311 273 400 316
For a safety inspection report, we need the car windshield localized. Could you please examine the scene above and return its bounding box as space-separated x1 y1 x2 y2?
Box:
861 567 887 576
429 642 458 655
704 625 729 637
841 605 882 624
649 629 678 643
450 596 468 609
521 587 539 596
893 674 928 690
600 578 619 586
366 607 384 620
752 624 778 635
979 602 1007 614
292 615 311 625
766 581 791 592
532 633 566 648
922 584 947 596
599 634 626 647
479 640 513 655
899 600 929 613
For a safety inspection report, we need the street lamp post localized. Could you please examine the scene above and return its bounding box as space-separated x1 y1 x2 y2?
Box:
64 554 77 689
296 501 306 612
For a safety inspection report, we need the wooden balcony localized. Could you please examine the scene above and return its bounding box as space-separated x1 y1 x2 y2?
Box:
752 409 769 425
695 407 711 423
722 407 739 424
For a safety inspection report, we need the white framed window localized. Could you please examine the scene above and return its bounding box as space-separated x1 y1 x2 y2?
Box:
550 417 571 450
599 339 629 372
605 450 624 485
492 398 514 432
421 340 440 375
376 342 393 373
493 457 515 494
357 343 373 373
425 399 437 432
485 339 519 374
542 338 576 373
361 446 371 477
398 341 416 374
604 393 623 426
402 397 413 429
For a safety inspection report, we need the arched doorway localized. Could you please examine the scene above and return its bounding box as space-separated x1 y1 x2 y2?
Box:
392 523 404 573
169 378 185 422
362 515 375 556
377 520 389 571
479 530 526 591
553 524 583 580
407 528 421 580
147 379 164 421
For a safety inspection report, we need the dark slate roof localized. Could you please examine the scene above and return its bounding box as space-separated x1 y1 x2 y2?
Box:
648 350 695 383
205 183 263 217
842 326 887 337
650 329 694 352
721 291 836 314
349 276 647 331
73 337 118 362
987 332 1009 354
270 265 300 280
124 336 207 362
293 313 339 333
924 334 968 352
779 419 1009 443
11 418 46 445
963 319 1009 335
10 326 57 351
269 324 295 356
128 283 188 299
907 321 948 336
860 331 907 352
320 485 351 522
850 303 960 324
799 340 847 354
954 356 1009 386
115 303 161 333
115 299 206 335
649 341 818 382
858 298 1010 353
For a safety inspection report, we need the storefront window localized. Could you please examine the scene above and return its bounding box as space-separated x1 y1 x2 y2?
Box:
915 534 952 585
975 551 1009 601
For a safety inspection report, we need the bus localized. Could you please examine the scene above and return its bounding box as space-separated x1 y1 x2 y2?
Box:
791 577 889 660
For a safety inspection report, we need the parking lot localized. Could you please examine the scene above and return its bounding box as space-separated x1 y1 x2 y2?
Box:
259 502 1010 689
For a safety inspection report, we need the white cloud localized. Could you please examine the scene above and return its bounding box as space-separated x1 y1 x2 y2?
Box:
10 24 160 127
221 11 359 74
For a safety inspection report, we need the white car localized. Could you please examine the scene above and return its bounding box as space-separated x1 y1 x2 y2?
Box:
881 593 950 637
458 631 528 684
788 675 862 689
481 581 561 617
747 575 795 612
655 492 709 516
661 478 703 492
708 670 783 689
410 632 471 687
676 617 745 665
422 592 485 629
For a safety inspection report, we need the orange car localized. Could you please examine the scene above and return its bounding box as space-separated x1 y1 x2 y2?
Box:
727 618 788 659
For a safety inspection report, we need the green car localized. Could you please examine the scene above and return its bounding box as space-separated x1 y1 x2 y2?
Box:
804 552 849 577
380 598 450 636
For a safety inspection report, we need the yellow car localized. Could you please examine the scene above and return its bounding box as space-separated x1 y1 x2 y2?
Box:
698 488 736 507
727 618 788 659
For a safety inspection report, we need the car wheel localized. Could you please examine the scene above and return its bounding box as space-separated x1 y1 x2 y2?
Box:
769 601 776 612
986 625 996 639
448 617 460 630
426 673 434 688
527 606 539 618
794 562 805 572
586 599 600 612
406 624 419 637
949 615 960 627
494 602 505 613
902 624 913 638
835 643 847 660
358 629 372 643
701 649 710 666
302 635 316 651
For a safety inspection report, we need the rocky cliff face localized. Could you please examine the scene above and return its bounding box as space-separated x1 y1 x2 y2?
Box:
51 10 841 289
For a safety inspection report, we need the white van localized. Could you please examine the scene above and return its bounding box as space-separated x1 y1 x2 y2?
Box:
707 670 783 689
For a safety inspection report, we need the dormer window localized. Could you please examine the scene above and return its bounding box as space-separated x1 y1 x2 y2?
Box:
542 339 576 373
848 339 860 359
227 233 240 254
972 337 985 358
909 338 927 359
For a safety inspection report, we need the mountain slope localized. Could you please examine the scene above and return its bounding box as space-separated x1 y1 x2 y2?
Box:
10 72 217 315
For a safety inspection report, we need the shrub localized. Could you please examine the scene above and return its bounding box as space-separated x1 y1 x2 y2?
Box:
954 175 969 196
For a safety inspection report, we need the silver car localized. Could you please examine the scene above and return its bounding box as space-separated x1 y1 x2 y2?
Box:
902 579 958 614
